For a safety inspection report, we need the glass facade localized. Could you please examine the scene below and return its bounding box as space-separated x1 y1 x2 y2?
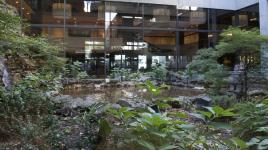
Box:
7 0 260 77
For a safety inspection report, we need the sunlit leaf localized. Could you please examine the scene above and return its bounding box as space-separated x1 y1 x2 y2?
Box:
230 137 248 149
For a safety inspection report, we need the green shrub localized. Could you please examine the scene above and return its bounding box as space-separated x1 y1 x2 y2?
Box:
232 99 268 150
0 73 59 149
110 68 131 81
147 66 168 82
77 71 89 80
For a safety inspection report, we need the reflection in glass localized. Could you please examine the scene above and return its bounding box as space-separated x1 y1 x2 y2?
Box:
138 55 147 70
13 0 253 77
152 56 166 67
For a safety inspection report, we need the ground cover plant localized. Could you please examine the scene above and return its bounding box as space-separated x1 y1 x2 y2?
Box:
1 0 268 149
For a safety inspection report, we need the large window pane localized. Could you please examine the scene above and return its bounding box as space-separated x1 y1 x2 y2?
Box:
66 0 104 26
106 2 143 27
144 4 176 29
144 30 176 70
109 29 145 71
63 27 105 77
177 6 208 30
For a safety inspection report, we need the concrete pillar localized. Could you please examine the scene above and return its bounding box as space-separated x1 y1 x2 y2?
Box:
260 0 268 36
259 0 268 75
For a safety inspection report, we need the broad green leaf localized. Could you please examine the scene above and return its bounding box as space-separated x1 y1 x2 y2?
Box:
212 106 224 115
124 111 136 120
197 110 212 119
119 107 131 113
137 140 156 150
221 111 235 117
157 102 171 109
203 107 215 115
173 120 188 125
151 131 167 137
159 144 178 150
189 113 206 122
179 124 195 130
263 99 268 105
99 119 112 137
209 122 232 129
230 137 248 149
168 112 188 119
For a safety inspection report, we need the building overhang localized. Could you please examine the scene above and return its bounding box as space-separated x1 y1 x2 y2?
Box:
106 0 259 10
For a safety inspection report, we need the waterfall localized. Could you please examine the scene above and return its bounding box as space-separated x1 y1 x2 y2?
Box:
0 58 11 87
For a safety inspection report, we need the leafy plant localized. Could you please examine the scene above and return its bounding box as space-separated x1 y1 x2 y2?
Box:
129 71 142 81
0 2 65 148
77 71 89 80
108 107 137 126
147 66 168 82
139 80 170 97
187 27 268 102
0 73 59 149
187 48 228 94
190 106 235 131
110 67 131 81
216 27 268 100
65 61 83 78
232 99 268 150
197 106 235 121
107 106 229 150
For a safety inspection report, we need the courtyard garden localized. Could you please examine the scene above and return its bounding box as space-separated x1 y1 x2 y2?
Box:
1 1 268 150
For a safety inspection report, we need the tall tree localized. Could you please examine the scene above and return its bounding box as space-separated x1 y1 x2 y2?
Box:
216 27 268 100
188 27 268 101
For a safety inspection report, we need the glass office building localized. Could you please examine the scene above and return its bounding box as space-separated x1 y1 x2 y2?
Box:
7 0 260 77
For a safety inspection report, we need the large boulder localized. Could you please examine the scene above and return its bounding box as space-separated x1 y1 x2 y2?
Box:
248 89 267 97
52 95 99 109
116 100 132 107
191 95 212 108
116 98 150 108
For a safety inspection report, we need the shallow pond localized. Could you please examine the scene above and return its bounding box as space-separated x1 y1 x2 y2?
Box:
62 85 203 103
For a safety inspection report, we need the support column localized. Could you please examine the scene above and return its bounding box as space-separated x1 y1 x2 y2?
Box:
259 0 268 75
260 0 268 36
175 7 180 71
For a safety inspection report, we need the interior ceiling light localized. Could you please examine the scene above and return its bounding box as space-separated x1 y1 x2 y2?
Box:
135 16 143 19
250 18 257 21
122 16 133 19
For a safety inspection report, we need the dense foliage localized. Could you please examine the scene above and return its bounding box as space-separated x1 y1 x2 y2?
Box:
0 1 65 74
187 27 268 103
188 48 228 93
1 1 268 149
0 74 60 149
99 82 242 150
0 1 65 148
